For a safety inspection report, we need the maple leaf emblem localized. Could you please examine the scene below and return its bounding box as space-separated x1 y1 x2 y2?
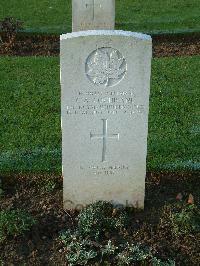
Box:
86 48 127 87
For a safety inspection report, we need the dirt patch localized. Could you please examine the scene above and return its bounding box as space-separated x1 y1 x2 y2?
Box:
0 33 199 57
153 34 200 57
0 172 199 265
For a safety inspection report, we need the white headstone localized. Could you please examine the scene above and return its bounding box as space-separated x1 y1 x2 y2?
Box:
61 30 152 209
72 0 115 32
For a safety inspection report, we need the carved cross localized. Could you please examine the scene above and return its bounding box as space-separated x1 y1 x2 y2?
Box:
90 119 119 162
85 0 102 20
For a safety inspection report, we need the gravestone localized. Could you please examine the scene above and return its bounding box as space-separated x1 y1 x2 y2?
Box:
72 0 115 32
61 30 152 209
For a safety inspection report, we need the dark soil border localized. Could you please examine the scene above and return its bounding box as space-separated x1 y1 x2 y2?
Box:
0 32 199 57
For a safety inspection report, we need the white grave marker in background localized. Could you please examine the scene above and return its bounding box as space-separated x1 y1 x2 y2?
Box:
61 30 152 209
72 0 115 31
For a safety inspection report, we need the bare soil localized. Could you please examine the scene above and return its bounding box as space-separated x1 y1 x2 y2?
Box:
0 172 199 265
0 33 199 57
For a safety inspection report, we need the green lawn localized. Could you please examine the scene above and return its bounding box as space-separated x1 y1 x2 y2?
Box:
0 0 199 34
0 56 199 174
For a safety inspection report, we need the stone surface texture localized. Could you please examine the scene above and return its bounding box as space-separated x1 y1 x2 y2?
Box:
61 30 152 209
72 0 115 32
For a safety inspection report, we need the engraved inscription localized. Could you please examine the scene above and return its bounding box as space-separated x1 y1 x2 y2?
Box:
79 22 111 29
65 89 145 116
86 48 127 87
90 119 119 162
80 164 129 175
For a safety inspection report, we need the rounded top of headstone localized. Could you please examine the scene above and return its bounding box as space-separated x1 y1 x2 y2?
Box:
60 30 152 42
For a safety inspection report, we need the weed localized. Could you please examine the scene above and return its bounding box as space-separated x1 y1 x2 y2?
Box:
170 203 200 235
77 201 129 240
60 230 98 265
60 201 175 265
117 243 151 265
0 209 36 243
101 240 118 256
117 244 175 266
158 202 200 239
61 230 175 266
42 179 56 193
151 257 176 266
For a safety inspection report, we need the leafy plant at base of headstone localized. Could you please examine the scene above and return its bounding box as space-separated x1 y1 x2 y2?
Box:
117 243 151 265
0 209 36 243
0 17 23 51
117 243 175 266
151 257 176 266
101 240 118 256
77 201 130 241
60 230 175 266
60 229 99 266
60 201 175 265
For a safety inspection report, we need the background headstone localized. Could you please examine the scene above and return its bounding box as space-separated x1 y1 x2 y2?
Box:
61 30 152 209
72 0 115 32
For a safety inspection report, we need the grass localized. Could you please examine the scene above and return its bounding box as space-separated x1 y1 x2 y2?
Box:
0 57 61 173
0 0 199 34
149 56 200 171
0 55 199 174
